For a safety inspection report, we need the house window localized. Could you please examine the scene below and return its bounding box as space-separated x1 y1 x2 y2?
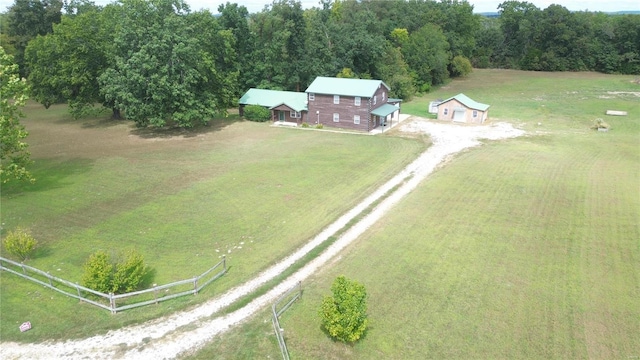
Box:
374 95 377 105
333 113 339 122
444 108 449 115
290 111 300 118
354 115 360 124
309 93 315 101
382 92 385 100
354 96 361 106
334 95 340 104
473 110 478 118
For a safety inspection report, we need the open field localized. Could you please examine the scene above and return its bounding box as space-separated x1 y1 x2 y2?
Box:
193 70 640 359
0 105 426 342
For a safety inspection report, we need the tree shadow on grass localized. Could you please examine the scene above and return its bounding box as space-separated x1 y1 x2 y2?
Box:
129 116 243 139
139 267 157 289
1 158 94 196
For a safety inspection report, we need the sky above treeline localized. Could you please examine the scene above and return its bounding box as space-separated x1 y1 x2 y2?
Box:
1 0 638 15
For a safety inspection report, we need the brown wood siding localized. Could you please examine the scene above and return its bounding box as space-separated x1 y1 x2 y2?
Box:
307 93 372 131
271 104 305 124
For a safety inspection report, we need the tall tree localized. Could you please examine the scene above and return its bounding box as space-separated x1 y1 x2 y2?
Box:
5 0 63 76
402 24 451 91
0 47 34 184
375 40 415 100
498 1 541 68
217 2 251 92
248 0 307 91
98 0 237 128
25 6 115 117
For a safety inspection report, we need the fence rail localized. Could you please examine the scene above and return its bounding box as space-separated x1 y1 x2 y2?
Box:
0 255 227 313
272 281 302 360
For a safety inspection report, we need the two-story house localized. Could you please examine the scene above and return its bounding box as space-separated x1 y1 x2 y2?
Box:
305 77 399 132
238 77 400 132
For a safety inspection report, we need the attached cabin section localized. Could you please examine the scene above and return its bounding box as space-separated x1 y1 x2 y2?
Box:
437 93 490 124
238 89 308 124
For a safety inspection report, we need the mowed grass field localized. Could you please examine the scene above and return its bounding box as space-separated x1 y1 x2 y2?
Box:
0 106 426 342
193 70 639 359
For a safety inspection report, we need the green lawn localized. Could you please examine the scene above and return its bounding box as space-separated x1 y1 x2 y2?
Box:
0 105 426 342
193 70 640 359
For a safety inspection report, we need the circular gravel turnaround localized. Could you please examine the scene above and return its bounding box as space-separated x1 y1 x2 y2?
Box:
0 118 525 360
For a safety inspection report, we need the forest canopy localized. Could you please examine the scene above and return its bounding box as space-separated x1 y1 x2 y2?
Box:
1 0 638 127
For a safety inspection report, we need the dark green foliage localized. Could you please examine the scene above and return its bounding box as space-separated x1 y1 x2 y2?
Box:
2 228 38 261
98 0 237 128
4 0 63 76
82 249 148 294
403 24 451 90
243 105 271 122
320 275 368 343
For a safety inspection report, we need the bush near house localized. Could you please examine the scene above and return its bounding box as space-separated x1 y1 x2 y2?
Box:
243 105 271 122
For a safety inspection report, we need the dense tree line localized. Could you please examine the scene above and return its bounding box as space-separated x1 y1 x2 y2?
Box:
1 0 638 128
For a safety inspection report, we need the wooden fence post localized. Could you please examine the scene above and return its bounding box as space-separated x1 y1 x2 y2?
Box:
21 262 26 274
76 282 82 303
153 284 158 304
193 277 198 295
47 271 53 286
223 255 226 271
109 293 116 314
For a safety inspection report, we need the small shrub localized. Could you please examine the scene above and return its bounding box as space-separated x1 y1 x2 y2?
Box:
82 249 149 294
82 251 114 293
591 118 610 130
243 105 271 122
2 228 38 261
301 122 310 128
112 250 148 293
315 124 324 129
319 275 368 343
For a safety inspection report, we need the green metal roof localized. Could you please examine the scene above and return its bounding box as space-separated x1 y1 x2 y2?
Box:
238 89 308 112
305 77 390 98
440 93 490 111
371 103 399 117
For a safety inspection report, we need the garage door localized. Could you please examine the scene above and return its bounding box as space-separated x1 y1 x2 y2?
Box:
453 108 466 123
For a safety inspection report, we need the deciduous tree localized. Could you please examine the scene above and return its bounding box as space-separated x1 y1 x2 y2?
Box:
320 275 368 343
0 46 34 184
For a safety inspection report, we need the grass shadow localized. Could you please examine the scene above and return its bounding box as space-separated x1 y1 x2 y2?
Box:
129 116 242 139
1 158 94 196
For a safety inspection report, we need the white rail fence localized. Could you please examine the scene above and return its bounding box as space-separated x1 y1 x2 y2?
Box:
272 281 302 360
0 255 227 313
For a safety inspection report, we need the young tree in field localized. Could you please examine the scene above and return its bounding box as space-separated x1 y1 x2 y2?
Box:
98 0 237 128
320 275 368 343
0 46 34 184
2 228 38 261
